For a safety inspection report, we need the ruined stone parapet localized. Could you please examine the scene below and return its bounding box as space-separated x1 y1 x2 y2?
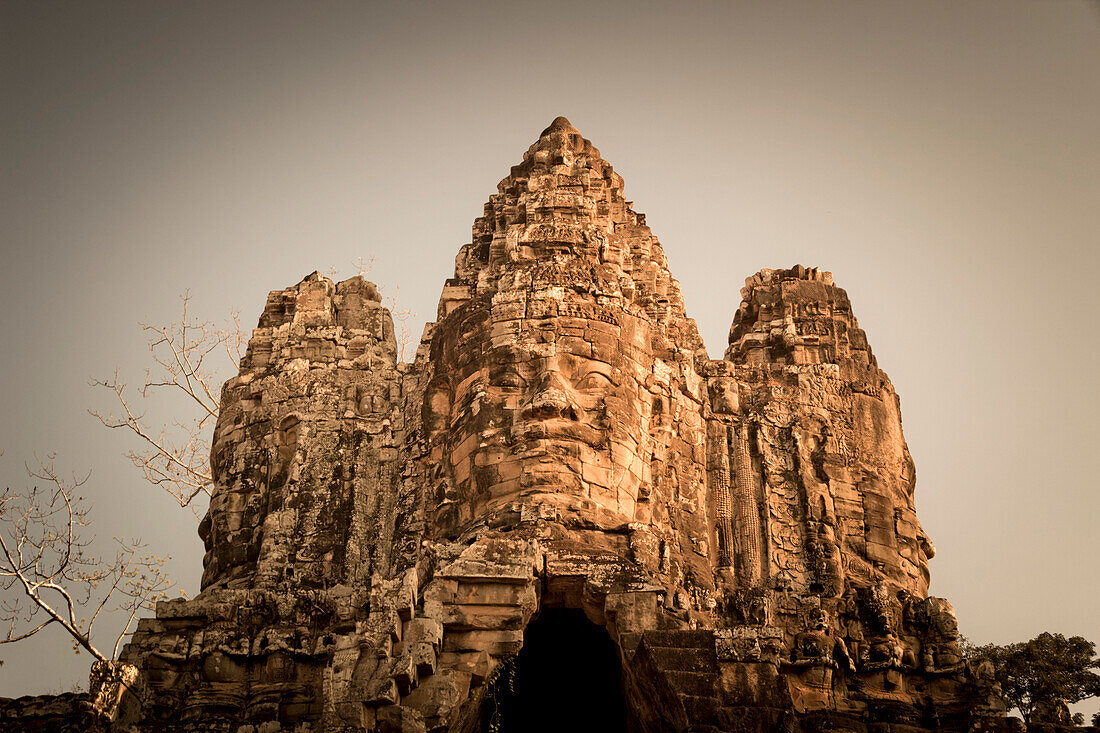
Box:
0 692 93 731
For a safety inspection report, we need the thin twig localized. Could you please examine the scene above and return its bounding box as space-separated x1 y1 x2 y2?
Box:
90 292 241 508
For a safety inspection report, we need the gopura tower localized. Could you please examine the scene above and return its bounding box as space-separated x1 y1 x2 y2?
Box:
109 118 1006 732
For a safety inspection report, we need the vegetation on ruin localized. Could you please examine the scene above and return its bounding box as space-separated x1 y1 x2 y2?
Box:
480 653 518 733
961 632 1100 724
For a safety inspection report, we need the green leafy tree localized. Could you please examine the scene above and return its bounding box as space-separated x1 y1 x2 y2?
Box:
962 632 1100 724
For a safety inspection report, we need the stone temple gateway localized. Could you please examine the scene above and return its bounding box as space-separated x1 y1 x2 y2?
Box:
6 118 1014 731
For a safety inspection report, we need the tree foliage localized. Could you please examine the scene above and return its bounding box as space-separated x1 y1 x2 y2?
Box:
961 632 1100 724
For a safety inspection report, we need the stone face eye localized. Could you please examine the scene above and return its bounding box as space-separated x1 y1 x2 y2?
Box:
490 370 527 391
574 371 612 393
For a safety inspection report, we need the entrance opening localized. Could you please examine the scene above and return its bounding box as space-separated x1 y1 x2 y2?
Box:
482 608 628 733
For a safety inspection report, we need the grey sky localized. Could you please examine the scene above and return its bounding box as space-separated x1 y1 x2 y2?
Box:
1 0 1097 713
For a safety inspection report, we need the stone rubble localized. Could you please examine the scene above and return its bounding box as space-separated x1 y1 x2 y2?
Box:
2 118 1029 732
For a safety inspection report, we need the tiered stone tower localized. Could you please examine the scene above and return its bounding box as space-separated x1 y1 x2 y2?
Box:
20 119 1012 732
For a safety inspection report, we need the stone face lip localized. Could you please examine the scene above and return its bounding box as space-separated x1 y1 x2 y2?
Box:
10 118 1011 732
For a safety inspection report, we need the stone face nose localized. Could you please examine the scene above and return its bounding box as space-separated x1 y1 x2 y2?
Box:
522 369 577 421
523 388 572 420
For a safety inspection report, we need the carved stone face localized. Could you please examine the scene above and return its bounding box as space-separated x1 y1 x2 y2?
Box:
426 290 657 533
928 598 959 640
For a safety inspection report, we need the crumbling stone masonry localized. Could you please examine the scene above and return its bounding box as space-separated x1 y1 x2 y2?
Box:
3 118 1017 732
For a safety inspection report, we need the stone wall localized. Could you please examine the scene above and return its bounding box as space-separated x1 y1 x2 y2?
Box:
0 692 92 731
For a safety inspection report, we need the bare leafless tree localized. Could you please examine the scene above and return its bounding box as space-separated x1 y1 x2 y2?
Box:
0 453 174 662
90 293 243 509
385 283 417 363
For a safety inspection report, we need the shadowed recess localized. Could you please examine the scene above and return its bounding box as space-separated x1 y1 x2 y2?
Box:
485 609 627 733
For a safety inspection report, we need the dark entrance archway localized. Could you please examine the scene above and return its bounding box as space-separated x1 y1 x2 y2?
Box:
482 608 628 733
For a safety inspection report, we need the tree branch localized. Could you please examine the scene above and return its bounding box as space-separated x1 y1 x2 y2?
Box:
91 291 241 508
0 455 175 663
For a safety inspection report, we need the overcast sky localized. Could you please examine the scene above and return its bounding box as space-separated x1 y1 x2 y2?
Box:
1 0 1097 713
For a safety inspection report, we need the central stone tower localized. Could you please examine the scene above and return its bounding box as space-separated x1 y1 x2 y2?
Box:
423 117 710 593
112 118 1008 732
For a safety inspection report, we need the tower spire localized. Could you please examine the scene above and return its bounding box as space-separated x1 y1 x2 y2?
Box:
437 117 705 357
